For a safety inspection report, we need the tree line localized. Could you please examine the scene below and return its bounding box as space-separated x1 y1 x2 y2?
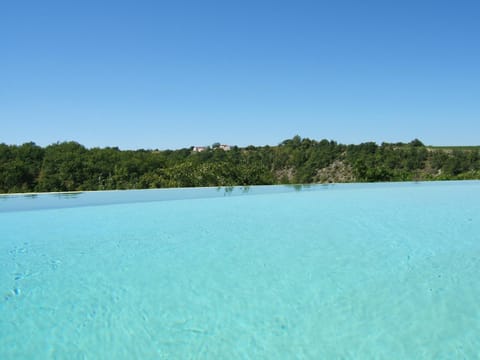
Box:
1 136 479 193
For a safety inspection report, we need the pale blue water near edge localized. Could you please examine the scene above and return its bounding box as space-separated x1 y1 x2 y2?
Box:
1 182 479 359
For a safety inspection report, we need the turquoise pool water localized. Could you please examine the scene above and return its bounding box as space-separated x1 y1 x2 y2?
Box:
1 181 479 359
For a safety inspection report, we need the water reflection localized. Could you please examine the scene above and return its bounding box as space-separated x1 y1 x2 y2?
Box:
1 183 340 213
224 186 234 195
286 184 314 192
292 184 303 192
241 186 250 194
0 193 38 203
23 194 39 199
52 192 83 199
215 185 251 196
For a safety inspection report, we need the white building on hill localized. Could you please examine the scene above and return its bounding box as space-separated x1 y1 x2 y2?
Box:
192 146 207 152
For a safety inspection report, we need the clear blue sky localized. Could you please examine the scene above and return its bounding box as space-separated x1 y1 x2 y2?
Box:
1 0 479 149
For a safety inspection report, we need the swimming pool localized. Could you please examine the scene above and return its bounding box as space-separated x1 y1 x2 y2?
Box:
1 181 479 358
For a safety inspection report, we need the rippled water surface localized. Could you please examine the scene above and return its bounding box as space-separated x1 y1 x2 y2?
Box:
1 182 479 359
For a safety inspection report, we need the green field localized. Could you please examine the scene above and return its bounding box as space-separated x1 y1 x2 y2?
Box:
428 146 480 151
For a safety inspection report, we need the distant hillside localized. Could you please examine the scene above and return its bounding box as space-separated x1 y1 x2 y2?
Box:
1 136 479 193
